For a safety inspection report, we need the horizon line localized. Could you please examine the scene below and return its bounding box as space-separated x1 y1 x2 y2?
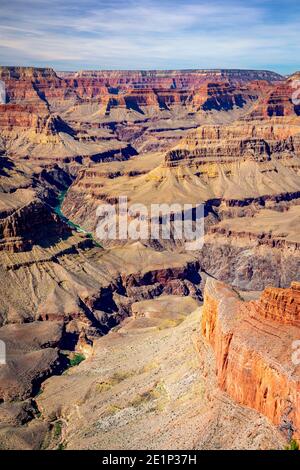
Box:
0 65 292 75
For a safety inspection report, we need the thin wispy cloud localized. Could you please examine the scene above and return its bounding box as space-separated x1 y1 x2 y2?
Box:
0 0 299 73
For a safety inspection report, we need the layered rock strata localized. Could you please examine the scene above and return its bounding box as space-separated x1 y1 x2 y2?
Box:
0 66 281 161
201 278 300 440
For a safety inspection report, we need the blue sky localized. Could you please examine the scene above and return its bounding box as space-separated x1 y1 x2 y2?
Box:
0 0 299 73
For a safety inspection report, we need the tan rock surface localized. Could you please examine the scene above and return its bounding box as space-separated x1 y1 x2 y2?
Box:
35 297 285 450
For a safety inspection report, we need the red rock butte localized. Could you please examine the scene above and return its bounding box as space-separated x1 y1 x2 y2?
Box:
0 65 300 450
202 278 300 441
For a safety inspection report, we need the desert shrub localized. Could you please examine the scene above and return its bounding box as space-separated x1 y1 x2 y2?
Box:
53 421 63 439
285 439 299 450
69 353 85 367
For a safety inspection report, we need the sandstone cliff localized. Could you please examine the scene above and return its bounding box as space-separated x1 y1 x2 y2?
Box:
201 278 300 441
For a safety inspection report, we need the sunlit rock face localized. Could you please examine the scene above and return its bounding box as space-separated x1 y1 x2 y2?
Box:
0 65 300 449
0 66 283 163
201 278 300 441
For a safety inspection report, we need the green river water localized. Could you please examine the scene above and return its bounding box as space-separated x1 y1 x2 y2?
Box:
54 191 102 248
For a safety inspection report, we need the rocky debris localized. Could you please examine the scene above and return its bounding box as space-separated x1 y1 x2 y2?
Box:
0 348 61 401
130 295 199 329
201 277 300 441
75 332 93 359
0 420 50 450
0 401 37 427
245 81 300 119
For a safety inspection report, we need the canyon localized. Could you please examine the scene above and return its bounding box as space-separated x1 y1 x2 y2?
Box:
202 278 300 441
0 66 299 450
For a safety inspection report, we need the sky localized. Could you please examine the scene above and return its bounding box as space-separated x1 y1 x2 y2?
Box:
0 0 299 73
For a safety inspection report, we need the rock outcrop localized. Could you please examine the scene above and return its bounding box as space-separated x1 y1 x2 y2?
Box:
245 82 300 119
254 282 300 326
0 196 71 252
166 120 300 166
201 278 300 441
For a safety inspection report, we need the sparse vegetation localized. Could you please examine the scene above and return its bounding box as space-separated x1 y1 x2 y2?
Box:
130 392 153 408
96 381 112 393
57 442 66 451
111 371 133 382
96 370 135 393
105 404 123 416
157 317 185 330
284 439 299 450
53 420 63 439
69 353 85 367
129 381 167 408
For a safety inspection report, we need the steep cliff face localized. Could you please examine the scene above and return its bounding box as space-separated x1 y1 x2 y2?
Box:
254 282 300 326
0 104 49 132
188 81 257 111
245 81 300 119
201 278 300 440
0 66 58 80
0 66 281 161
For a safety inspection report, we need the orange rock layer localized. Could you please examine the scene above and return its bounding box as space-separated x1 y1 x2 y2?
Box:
0 66 283 128
201 278 300 441
254 282 300 326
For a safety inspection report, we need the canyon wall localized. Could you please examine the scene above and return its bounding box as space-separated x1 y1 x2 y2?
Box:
201 278 300 441
0 66 283 161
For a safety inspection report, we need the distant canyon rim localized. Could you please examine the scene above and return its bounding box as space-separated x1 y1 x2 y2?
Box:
0 66 299 450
